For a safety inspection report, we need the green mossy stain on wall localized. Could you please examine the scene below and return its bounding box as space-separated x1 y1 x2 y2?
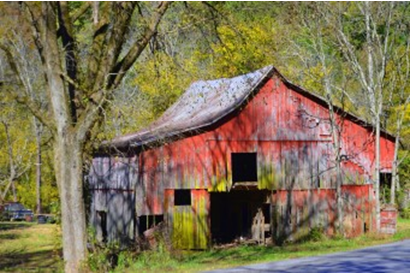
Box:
172 190 209 249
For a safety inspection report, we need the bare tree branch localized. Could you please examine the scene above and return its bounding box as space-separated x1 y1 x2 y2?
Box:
71 2 91 23
0 44 55 131
110 1 172 89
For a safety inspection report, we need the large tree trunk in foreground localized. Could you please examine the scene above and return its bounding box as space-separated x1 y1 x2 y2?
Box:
54 135 87 272
0 2 170 271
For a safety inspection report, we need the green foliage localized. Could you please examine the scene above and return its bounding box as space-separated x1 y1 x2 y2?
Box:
305 226 326 242
0 18 57 212
14 150 59 213
128 241 178 272
86 227 122 272
86 227 178 272
102 2 289 143
118 218 410 272
87 244 120 272
133 52 195 120
399 207 410 219
210 22 276 77
397 149 410 206
114 251 135 272
0 102 35 201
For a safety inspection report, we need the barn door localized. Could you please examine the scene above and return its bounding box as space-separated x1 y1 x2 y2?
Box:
165 189 210 249
251 207 265 244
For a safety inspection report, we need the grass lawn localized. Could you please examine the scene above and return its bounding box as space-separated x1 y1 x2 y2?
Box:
122 218 410 273
0 222 62 272
0 219 409 272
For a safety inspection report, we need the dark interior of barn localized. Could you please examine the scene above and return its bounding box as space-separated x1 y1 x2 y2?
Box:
210 190 271 244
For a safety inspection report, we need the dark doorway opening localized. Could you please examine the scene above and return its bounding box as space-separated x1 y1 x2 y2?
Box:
97 210 107 242
210 190 270 244
380 172 392 204
232 153 258 183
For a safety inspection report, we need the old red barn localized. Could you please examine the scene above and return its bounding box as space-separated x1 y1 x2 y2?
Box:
88 66 395 248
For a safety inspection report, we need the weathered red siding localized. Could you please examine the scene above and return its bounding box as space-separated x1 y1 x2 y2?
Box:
271 185 375 242
140 76 394 193
134 75 394 247
380 206 398 234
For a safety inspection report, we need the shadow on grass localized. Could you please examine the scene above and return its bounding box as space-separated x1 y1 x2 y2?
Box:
180 237 360 267
181 245 286 265
0 222 61 272
0 222 34 231
0 248 60 272
0 233 20 240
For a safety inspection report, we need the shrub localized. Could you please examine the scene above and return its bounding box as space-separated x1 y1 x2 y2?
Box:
85 227 123 272
86 241 122 272
400 207 410 219
130 235 178 271
306 226 325 242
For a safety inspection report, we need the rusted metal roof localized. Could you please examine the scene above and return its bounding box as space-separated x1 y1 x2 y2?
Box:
108 65 275 148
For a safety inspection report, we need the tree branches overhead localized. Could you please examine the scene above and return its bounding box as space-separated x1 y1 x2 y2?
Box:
3 2 171 139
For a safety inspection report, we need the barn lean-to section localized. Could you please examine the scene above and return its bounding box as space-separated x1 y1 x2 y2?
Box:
88 65 395 248
88 156 137 244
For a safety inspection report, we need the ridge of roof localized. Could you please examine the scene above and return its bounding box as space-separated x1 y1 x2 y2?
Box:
105 65 275 149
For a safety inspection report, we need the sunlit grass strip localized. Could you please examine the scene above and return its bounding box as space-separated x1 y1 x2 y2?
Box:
121 218 410 273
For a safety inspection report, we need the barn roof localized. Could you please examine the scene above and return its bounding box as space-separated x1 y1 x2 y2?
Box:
105 65 395 150
107 65 275 149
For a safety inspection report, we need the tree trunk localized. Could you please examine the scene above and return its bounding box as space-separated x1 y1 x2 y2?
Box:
2 121 17 202
11 181 17 202
327 112 343 235
390 135 400 205
35 119 42 214
54 134 87 272
35 3 87 270
375 119 381 231
15 3 171 271
319 41 344 235
335 162 343 234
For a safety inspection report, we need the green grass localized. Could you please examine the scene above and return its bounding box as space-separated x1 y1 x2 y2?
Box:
0 222 62 272
122 218 410 273
0 219 409 272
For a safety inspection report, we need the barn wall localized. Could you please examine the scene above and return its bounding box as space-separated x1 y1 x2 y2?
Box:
88 156 138 243
132 74 394 248
341 185 376 236
271 185 375 244
89 73 395 246
137 148 164 215
141 76 395 193
164 189 210 249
